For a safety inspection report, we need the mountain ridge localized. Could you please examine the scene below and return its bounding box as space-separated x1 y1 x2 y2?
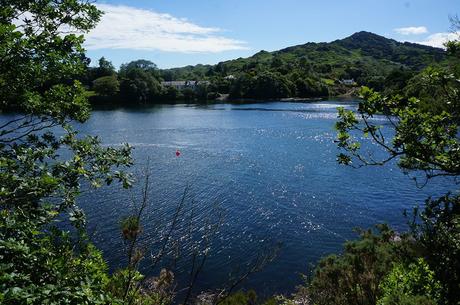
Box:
156 31 446 99
162 31 444 72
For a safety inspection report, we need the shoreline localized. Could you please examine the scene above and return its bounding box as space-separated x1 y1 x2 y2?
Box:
88 94 360 111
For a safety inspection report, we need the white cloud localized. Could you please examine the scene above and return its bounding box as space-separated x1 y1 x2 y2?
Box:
412 32 460 48
394 26 428 35
84 4 248 53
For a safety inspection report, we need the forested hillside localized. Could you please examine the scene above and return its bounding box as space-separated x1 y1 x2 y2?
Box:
83 32 446 104
157 31 445 99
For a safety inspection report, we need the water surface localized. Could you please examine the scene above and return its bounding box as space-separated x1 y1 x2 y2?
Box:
13 101 455 295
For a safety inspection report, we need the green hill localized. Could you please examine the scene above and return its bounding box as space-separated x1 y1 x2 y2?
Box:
159 31 446 99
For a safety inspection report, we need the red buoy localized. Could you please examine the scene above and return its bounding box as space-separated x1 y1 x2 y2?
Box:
175 150 181 157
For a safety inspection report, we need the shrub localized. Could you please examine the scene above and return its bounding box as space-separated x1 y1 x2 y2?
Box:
377 258 441 305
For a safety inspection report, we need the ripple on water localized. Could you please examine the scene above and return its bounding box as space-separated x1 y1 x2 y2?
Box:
66 101 455 295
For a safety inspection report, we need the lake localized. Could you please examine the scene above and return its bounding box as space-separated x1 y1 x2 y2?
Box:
12 100 454 296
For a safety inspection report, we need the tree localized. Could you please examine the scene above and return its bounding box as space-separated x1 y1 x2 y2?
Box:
98 57 116 76
231 72 294 99
252 72 280 98
295 77 329 98
383 68 415 92
408 194 460 305
121 59 159 76
0 0 99 115
0 1 133 304
161 85 180 101
229 74 253 99
83 57 116 87
335 75 459 180
93 75 120 97
119 60 162 104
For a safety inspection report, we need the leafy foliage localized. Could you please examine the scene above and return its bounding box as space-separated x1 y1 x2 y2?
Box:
93 75 120 97
302 225 412 305
377 258 441 305
410 194 460 304
0 210 113 304
0 1 135 304
0 0 100 115
336 75 459 180
228 71 295 99
118 60 162 104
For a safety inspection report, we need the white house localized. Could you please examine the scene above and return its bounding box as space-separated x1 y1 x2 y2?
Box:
340 79 355 85
161 80 210 91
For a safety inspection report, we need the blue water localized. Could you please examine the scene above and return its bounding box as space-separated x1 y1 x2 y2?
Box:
2 100 453 296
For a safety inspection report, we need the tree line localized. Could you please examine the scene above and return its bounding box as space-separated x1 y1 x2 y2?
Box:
83 57 330 105
82 56 419 105
84 36 445 105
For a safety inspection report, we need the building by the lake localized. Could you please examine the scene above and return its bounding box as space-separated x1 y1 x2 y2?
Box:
339 78 356 85
161 80 210 91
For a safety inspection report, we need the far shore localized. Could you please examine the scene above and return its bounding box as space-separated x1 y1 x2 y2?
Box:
87 96 358 110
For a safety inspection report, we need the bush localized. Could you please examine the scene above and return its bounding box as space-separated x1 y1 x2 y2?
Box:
377 258 441 305
93 75 120 97
410 194 460 305
378 294 436 305
0 210 114 305
304 224 409 305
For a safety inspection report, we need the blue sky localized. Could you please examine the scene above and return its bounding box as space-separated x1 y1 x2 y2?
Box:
85 0 460 69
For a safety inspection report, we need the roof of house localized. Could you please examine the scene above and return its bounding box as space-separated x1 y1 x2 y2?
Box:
161 80 210 86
